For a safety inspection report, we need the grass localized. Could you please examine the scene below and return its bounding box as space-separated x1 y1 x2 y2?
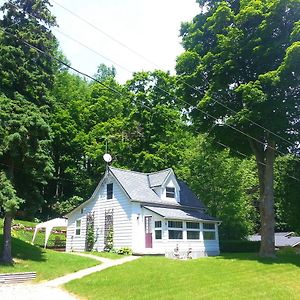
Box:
87 251 126 260
0 235 99 282
65 252 300 300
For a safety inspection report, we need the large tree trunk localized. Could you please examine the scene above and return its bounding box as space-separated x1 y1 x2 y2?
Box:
250 139 276 257
1 213 13 264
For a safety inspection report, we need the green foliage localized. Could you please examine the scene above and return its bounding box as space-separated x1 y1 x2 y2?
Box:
94 64 116 81
85 212 95 252
0 0 58 220
274 155 300 232
220 240 260 253
0 0 59 105
125 70 190 172
104 228 114 252
176 0 300 256
53 196 83 215
277 246 297 256
0 171 23 215
115 247 132 255
176 0 300 150
177 135 258 240
0 95 53 216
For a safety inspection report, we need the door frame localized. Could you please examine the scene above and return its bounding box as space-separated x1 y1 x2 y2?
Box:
144 216 153 248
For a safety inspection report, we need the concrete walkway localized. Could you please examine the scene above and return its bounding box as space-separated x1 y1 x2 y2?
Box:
44 254 140 287
0 253 140 300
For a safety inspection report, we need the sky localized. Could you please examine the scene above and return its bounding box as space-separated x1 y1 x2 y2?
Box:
49 0 200 83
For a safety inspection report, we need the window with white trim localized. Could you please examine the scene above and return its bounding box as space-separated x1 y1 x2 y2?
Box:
155 221 162 239
166 187 175 198
107 183 113 199
168 221 183 239
187 222 200 240
203 223 216 240
75 219 81 236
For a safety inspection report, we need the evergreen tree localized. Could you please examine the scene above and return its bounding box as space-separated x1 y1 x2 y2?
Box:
0 0 59 262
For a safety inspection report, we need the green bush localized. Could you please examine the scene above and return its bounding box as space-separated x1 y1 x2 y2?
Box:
278 246 297 255
220 240 260 253
116 247 132 255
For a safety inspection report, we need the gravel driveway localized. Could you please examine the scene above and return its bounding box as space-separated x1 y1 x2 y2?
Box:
0 283 78 300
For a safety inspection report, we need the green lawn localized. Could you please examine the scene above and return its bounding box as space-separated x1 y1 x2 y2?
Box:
0 236 99 282
65 253 300 300
87 251 127 260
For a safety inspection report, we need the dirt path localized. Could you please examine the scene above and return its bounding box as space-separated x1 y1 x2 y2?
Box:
0 253 140 300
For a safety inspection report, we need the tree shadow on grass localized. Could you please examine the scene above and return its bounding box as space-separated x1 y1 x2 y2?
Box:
219 251 300 268
0 235 45 263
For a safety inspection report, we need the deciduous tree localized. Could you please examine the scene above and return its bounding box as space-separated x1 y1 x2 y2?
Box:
176 0 300 256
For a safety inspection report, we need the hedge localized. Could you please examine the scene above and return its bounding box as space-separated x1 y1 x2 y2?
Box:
220 240 260 253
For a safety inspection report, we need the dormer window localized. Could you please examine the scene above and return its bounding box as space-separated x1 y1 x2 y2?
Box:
107 183 113 199
166 187 175 198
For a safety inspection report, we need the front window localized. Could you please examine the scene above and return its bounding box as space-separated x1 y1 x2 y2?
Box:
168 220 183 239
75 219 81 236
187 231 200 239
203 223 215 230
186 222 200 229
168 221 182 228
187 222 200 240
203 223 216 240
155 221 162 240
107 183 113 199
203 231 216 240
166 187 175 198
169 230 183 239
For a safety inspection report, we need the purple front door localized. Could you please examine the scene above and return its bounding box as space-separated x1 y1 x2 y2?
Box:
145 216 153 248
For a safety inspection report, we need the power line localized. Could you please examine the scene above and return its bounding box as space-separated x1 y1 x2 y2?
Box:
51 0 157 69
1 27 300 183
215 143 300 183
178 80 296 147
7 1 297 159
51 0 298 149
4 1 300 160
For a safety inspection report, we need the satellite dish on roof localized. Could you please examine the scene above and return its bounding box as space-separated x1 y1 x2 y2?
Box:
103 153 112 163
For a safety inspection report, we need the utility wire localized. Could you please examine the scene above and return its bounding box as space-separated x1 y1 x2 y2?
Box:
216 142 300 183
51 0 157 69
7 1 297 159
50 0 298 149
179 80 296 147
1 27 300 183
4 1 154 112
2 3 297 161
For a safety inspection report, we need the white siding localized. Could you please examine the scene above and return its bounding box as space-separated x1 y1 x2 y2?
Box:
66 197 98 252
131 206 220 257
66 174 132 252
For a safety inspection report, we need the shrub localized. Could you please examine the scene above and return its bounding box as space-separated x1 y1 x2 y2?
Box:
278 246 297 255
116 247 132 255
220 240 260 253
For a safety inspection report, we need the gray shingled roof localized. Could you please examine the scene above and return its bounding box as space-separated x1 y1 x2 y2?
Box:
248 234 300 247
109 167 205 209
148 169 171 187
144 206 217 221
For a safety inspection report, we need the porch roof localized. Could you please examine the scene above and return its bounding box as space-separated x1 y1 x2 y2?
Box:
144 206 218 222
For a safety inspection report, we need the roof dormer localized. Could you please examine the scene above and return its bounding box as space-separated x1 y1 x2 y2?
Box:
148 168 180 203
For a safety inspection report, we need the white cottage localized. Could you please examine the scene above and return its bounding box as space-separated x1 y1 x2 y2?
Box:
66 167 220 258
